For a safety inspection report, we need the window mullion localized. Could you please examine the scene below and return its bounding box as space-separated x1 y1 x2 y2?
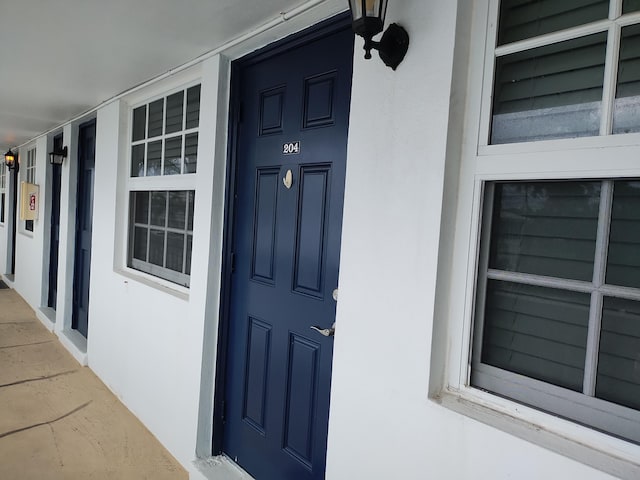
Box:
182 192 189 273
162 193 169 268
181 90 187 175
161 97 167 175
610 0 623 20
583 180 614 396
145 192 151 262
472 183 495 367
600 24 621 135
478 0 499 148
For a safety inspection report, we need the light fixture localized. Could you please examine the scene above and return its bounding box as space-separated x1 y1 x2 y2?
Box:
49 145 68 165
4 149 17 170
348 0 409 70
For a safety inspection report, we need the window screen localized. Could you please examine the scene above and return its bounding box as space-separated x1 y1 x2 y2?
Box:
490 0 640 144
25 148 36 232
129 190 194 286
130 84 201 177
473 179 640 445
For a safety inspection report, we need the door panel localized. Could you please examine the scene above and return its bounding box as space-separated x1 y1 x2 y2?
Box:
48 134 63 309
222 18 353 480
72 120 95 338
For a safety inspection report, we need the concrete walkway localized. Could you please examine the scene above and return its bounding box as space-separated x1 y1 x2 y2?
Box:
0 287 188 480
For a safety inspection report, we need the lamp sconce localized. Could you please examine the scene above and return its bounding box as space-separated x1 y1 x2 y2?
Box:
4 149 18 171
348 0 409 70
49 145 68 165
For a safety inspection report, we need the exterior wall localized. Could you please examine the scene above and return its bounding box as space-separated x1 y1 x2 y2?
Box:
12 137 48 307
0 0 636 479
326 0 620 479
85 60 223 466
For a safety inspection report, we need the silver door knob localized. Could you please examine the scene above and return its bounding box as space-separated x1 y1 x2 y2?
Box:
310 322 335 337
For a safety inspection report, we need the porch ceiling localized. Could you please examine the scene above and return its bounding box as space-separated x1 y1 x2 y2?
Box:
0 0 329 154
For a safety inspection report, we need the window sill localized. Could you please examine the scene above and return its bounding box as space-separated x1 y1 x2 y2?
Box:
115 266 190 301
435 387 640 480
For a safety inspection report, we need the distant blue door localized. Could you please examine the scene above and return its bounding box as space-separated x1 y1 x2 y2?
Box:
48 134 63 309
72 120 95 338
223 17 353 480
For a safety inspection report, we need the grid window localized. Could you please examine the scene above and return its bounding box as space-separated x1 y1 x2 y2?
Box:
490 0 640 144
127 83 200 286
130 84 200 177
129 190 194 286
25 148 36 232
473 179 640 445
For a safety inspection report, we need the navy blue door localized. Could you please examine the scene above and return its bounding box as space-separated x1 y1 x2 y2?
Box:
48 134 63 309
223 18 353 480
72 120 95 338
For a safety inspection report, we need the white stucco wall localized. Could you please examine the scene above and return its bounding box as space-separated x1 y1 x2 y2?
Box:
0 1 636 479
325 0 618 479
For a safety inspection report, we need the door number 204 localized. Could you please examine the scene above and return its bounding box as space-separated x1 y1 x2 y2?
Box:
282 141 301 155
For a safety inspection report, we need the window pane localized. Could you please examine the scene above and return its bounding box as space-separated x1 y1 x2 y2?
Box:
1 193 4 223
166 92 184 134
148 99 164 138
597 297 640 411
186 85 201 129
146 140 162 176
184 133 198 174
132 105 146 141
491 33 606 144
164 136 182 175
481 280 590 392
186 234 192 275
25 220 34 232
149 229 165 266
166 232 185 272
187 191 195 231
150 191 167 227
134 191 149 224
623 0 640 14
131 144 145 177
613 25 640 134
168 191 186 229
497 0 609 46
606 180 640 288
133 226 148 261
488 181 600 281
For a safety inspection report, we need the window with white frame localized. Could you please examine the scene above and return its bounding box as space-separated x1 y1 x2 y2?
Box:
467 0 640 447
24 147 36 232
127 84 200 287
0 165 6 224
489 0 640 144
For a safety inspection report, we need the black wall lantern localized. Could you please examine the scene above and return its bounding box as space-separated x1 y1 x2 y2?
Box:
49 145 68 165
4 149 17 171
348 0 409 70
